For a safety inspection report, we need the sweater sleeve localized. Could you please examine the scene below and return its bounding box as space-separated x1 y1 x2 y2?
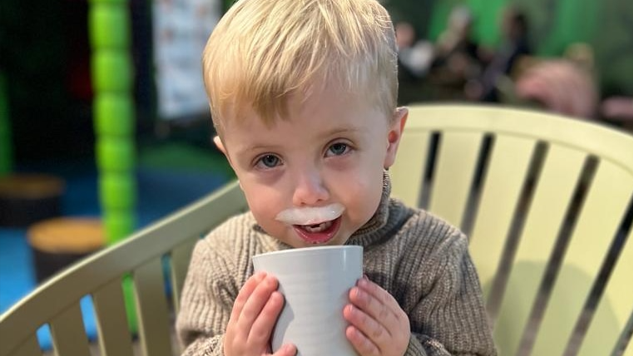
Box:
176 238 239 356
405 231 497 356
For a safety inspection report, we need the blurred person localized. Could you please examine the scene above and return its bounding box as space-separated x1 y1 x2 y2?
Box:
432 5 483 83
601 96 633 131
602 97 633 120
564 42 596 73
465 6 531 102
514 59 598 119
395 21 434 80
395 21 434 104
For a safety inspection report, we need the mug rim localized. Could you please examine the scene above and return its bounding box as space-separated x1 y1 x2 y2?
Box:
252 245 362 261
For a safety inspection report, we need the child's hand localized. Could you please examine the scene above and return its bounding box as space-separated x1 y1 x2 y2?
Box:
224 272 297 356
344 277 410 356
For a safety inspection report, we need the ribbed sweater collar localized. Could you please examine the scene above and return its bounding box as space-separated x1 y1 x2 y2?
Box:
347 170 412 247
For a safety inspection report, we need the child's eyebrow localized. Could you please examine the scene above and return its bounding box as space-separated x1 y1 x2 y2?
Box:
238 143 283 155
233 125 367 157
318 126 365 138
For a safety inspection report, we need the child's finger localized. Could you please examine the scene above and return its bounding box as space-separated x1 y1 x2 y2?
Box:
351 279 403 333
344 303 390 350
229 272 267 323
345 324 380 356
357 278 400 312
272 343 297 356
348 278 411 355
248 290 284 345
236 275 279 331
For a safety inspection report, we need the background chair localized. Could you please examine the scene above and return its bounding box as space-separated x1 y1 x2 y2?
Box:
0 182 248 356
1 104 632 356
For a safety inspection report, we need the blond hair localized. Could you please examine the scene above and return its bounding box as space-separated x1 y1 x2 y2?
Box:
203 0 398 134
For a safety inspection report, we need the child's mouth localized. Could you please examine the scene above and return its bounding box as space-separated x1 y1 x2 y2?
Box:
293 217 341 244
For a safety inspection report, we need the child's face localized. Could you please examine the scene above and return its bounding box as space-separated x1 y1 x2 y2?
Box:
215 84 407 248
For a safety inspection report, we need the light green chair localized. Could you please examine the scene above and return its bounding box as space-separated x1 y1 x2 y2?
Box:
1 104 632 356
391 104 633 356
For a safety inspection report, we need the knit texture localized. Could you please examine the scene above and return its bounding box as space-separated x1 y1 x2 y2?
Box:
176 175 497 356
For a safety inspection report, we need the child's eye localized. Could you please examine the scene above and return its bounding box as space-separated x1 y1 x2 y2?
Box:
256 154 281 168
326 143 350 156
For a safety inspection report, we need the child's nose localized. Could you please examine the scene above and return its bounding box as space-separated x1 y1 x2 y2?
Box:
292 170 329 206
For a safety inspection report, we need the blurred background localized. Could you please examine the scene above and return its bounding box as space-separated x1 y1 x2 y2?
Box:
0 0 632 348
388 0 633 126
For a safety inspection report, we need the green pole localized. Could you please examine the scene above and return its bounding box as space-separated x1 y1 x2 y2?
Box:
0 72 12 176
88 0 137 330
89 0 136 245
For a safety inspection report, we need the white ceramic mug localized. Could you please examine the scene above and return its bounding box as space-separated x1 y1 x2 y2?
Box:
252 245 363 356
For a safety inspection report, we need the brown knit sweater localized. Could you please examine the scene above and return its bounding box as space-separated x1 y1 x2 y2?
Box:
176 176 497 356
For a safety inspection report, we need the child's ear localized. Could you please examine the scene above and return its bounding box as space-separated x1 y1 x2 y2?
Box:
213 135 228 156
213 135 235 168
383 107 408 169
213 136 243 188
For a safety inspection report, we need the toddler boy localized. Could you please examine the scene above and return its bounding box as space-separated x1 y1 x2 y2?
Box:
177 0 497 355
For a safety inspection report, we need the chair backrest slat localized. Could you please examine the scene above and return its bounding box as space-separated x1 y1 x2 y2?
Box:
579 227 633 356
49 303 91 356
429 131 484 227
531 162 633 355
469 135 537 302
494 144 587 355
618 312 633 356
92 278 134 356
170 237 199 316
134 257 173 356
390 130 430 208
